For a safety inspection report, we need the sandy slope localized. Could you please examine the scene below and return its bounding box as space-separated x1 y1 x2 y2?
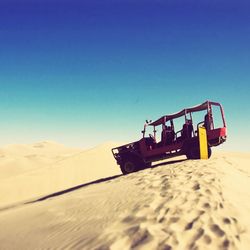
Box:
0 146 249 250
0 141 120 207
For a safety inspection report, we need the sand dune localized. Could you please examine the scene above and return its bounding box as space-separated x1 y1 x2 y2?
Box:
0 143 249 249
0 141 81 180
0 141 120 207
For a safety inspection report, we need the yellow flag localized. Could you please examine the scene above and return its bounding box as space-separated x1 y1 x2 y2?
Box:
198 126 208 159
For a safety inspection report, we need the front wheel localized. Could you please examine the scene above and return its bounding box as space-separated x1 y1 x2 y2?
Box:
120 155 149 174
120 160 138 175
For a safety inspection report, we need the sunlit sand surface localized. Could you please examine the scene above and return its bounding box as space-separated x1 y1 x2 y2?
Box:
0 142 249 249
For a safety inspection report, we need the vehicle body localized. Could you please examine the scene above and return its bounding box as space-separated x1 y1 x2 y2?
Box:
112 101 227 174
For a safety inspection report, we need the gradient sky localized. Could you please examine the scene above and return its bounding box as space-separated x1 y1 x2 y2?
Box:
0 0 249 151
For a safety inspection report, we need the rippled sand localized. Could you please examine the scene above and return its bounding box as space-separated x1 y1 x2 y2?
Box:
0 143 249 250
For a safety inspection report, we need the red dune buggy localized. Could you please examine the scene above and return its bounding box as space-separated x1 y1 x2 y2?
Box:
112 101 227 174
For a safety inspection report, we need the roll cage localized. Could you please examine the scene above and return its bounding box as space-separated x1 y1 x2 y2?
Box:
142 100 226 143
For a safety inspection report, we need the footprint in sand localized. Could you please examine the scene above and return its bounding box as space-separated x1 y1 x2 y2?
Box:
222 238 230 248
222 217 231 225
169 217 180 223
157 243 172 250
203 234 212 244
210 224 225 237
205 188 212 195
130 228 151 248
202 202 211 209
193 228 205 241
192 183 200 191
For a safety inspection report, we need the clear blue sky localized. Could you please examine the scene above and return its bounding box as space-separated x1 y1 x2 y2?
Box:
0 0 249 151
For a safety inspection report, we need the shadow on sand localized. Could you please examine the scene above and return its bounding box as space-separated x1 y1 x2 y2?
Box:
26 174 123 204
152 158 187 169
28 158 187 204
0 158 187 212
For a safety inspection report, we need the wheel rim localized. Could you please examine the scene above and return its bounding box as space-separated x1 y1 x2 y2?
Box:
124 161 135 173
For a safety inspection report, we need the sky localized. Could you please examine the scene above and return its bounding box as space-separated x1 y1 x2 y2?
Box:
0 0 249 151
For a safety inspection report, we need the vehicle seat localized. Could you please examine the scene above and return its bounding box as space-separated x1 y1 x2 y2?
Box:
181 122 193 139
162 126 175 145
204 114 211 130
166 126 175 144
145 136 156 150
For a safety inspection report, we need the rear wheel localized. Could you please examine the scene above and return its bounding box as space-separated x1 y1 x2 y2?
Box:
186 145 212 159
208 146 212 158
186 146 200 159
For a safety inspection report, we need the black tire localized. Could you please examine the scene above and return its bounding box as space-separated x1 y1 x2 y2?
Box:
120 160 138 174
186 145 212 160
186 146 200 160
120 155 146 174
208 146 212 158
145 162 152 168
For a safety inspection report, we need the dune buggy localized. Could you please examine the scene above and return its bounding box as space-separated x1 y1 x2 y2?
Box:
112 100 227 174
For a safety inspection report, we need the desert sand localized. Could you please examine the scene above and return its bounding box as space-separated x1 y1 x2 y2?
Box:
0 142 249 250
0 141 120 208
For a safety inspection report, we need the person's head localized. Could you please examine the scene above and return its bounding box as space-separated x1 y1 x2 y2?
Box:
205 113 212 119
